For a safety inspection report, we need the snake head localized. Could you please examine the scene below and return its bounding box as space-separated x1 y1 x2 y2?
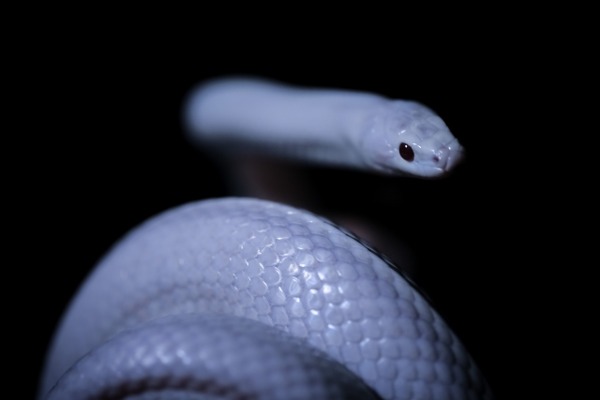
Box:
362 100 464 178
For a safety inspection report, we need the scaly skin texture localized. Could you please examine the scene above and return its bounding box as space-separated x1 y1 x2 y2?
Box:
40 198 492 399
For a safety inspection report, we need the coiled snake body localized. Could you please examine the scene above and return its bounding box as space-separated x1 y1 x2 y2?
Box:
39 78 492 399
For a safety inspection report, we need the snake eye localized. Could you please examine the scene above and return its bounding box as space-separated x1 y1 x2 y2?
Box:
399 143 414 162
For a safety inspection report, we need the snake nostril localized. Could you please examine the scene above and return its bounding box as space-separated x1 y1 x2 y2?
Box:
433 148 450 169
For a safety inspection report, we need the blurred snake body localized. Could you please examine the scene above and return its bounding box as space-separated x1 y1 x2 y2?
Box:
39 78 492 399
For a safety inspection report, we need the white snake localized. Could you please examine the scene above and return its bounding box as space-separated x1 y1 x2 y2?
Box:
39 77 492 399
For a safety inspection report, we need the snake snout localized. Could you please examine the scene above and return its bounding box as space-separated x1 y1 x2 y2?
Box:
433 143 464 172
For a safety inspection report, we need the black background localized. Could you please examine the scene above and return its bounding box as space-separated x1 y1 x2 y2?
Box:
14 22 545 400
